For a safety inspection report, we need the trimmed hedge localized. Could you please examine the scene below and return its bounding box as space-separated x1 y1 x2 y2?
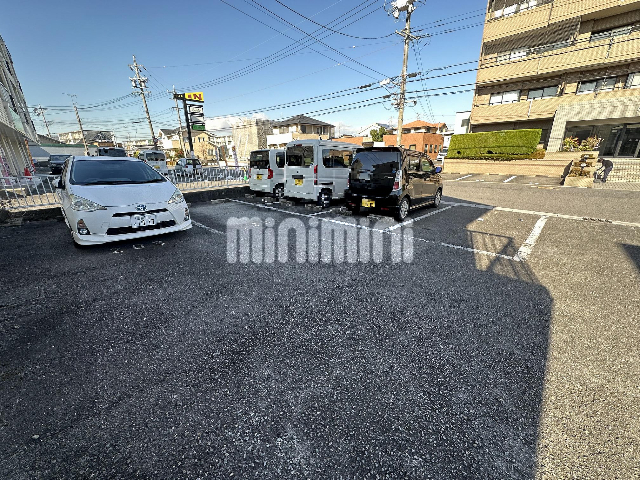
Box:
451 150 546 161
448 129 542 159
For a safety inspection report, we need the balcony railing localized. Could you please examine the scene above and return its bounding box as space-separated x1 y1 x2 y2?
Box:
478 33 640 83
487 0 553 21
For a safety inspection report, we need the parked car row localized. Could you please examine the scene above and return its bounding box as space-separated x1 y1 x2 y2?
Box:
248 140 443 221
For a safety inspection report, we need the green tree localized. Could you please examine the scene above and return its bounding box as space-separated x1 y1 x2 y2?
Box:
370 126 389 142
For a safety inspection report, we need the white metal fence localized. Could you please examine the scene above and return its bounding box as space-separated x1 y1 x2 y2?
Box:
0 167 248 211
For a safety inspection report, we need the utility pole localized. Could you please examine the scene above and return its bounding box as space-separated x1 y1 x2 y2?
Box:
394 0 418 147
33 105 52 137
171 86 186 154
64 94 89 155
129 55 157 149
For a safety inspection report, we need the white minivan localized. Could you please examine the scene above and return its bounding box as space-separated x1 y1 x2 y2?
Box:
138 150 168 174
284 140 358 207
248 149 285 197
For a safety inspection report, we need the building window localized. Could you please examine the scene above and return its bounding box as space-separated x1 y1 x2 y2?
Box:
409 145 416 150
626 73 640 89
577 78 616 95
497 47 528 63
490 90 520 105
493 0 538 18
527 85 559 100
300 125 307 134
590 25 635 43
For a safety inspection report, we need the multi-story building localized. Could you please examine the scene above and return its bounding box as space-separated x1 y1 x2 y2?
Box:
266 115 334 149
232 117 272 160
472 0 640 156
0 35 37 177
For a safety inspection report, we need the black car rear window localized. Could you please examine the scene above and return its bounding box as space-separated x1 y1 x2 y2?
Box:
352 151 400 172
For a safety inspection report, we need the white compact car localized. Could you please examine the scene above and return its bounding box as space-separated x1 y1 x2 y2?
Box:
57 156 191 246
174 157 203 173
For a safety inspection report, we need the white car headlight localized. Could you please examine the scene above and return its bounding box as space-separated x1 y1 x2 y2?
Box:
168 189 184 204
69 194 107 212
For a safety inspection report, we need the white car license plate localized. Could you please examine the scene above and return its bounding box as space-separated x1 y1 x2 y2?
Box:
131 214 156 228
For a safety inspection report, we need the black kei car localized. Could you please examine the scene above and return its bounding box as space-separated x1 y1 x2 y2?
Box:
48 155 71 174
345 147 443 221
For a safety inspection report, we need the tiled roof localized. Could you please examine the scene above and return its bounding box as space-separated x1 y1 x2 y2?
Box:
274 115 334 127
402 120 446 129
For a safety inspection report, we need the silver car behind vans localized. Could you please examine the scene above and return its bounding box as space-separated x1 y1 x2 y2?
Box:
284 140 359 207
248 149 285 197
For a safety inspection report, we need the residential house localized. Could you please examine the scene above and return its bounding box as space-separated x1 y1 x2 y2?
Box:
383 121 446 159
167 129 211 160
0 34 38 176
401 120 447 135
58 130 116 148
357 122 394 136
124 139 155 156
266 115 335 149
473 0 640 155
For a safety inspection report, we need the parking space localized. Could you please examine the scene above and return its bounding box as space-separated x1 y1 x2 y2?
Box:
188 196 557 263
1 183 639 478
441 172 562 187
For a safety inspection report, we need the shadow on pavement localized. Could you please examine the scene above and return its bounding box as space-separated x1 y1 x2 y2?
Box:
0 196 552 478
621 244 640 274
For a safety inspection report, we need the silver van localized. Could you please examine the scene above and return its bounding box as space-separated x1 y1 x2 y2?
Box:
248 149 285 197
284 140 358 207
138 150 168 174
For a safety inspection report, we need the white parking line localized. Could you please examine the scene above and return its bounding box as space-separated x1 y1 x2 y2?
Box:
385 206 453 231
228 199 519 260
515 216 548 261
308 208 335 216
442 201 640 228
453 174 473 181
503 176 517 183
192 221 225 235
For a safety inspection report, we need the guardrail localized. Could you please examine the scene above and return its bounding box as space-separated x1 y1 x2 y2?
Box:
1 175 61 210
166 167 248 192
0 167 248 211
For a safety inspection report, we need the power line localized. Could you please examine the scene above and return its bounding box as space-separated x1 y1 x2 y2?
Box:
272 0 394 40
246 0 389 78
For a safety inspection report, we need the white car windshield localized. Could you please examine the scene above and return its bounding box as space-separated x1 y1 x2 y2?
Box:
69 160 167 185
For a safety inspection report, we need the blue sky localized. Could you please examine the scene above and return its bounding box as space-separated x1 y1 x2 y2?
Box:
2 0 485 139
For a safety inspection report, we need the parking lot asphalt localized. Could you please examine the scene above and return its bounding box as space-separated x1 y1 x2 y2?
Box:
1 182 639 479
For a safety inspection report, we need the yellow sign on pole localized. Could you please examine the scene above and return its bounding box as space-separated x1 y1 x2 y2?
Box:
185 92 204 102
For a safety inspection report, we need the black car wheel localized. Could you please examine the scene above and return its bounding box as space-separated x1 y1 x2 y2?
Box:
395 197 410 221
430 189 442 208
318 190 332 208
